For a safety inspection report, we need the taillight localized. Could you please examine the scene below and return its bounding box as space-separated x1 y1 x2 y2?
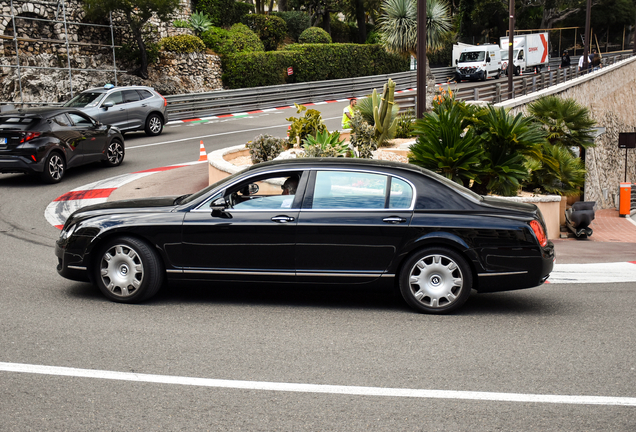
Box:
529 220 547 247
20 131 41 143
161 95 167 107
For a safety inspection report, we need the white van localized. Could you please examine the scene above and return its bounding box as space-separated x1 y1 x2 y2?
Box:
454 45 502 82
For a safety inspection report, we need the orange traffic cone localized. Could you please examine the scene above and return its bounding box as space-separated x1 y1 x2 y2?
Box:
520 68 523 76
534 67 537 74
198 141 207 162
548 65 551 71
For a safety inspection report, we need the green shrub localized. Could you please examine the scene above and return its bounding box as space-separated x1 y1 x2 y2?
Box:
395 109 415 138
349 111 377 158
189 11 213 35
222 51 298 88
196 0 254 27
272 11 311 42
302 130 348 157
241 14 287 51
223 44 409 89
246 134 287 163
330 18 354 43
172 19 190 29
299 27 332 44
116 41 161 67
365 31 380 44
286 104 327 145
202 24 264 55
160 34 205 53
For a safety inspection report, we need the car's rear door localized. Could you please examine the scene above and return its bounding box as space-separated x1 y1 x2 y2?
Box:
295 169 414 284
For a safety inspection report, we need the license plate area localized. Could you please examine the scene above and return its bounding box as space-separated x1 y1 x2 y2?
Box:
0 138 6 144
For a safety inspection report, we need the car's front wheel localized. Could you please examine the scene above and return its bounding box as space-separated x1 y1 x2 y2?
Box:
102 139 125 167
399 247 473 314
144 113 163 136
39 151 65 183
94 236 164 303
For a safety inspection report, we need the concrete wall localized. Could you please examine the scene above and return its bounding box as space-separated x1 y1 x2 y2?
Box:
496 57 636 209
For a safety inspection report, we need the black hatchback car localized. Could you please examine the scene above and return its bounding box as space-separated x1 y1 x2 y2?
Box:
0 107 124 183
56 158 555 314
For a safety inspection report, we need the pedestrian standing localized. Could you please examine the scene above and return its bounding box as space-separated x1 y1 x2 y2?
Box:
560 51 571 68
341 98 357 129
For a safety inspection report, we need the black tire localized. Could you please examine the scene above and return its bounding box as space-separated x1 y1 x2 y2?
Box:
495 69 501 79
515 66 521 76
144 113 163 136
39 151 65 183
399 247 473 314
102 139 125 167
94 236 164 303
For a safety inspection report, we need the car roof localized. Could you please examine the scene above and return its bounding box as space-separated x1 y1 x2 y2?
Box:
80 85 155 93
0 107 92 118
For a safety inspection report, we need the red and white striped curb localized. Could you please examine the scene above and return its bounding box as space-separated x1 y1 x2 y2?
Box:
45 161 204 230
165 91 416 125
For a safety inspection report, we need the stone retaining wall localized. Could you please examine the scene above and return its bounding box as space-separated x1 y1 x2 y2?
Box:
497 57 636 209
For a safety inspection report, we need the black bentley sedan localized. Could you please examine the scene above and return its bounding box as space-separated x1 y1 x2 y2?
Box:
0 107 124 183
56 158 554 314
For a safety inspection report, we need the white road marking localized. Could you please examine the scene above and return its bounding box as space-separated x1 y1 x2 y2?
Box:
1 362 634 406
549 262 636 284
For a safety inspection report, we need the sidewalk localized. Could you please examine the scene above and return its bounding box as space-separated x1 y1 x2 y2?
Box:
106 163 636 266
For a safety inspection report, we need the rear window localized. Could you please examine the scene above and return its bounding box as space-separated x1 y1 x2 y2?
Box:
0 117 40 131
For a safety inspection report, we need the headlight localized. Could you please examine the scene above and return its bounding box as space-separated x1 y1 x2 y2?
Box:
59 224 76 240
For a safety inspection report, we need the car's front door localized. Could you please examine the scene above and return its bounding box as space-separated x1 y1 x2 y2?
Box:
179 171 305 282
98 91 127 130
295 169 414 284
67 112 107 163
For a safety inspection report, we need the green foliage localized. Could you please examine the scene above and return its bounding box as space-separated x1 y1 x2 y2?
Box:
272 11 311 42
196 0 254 27
365 31 381 44
223 44 409 89
302 130 349 157
246 134 288 164
286 104 327 145
160 34 205 53
222 51 297 88
525 142 587 197
527 95 596 151
372 79 399 146
330 18 355 43
172 19 190 28
201 24 264 55
394 109 415 138
410 104 483 186
115 41 161 66
241 14 288 51
349 111 378 159
299 27 332 44
189 11 213 35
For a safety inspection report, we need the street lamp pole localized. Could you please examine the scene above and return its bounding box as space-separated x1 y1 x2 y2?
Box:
583 0 592 70
416 0 427 118
507 0 514 97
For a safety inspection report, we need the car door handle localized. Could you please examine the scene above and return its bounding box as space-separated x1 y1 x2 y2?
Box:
383 217 407 224
271 215 295 223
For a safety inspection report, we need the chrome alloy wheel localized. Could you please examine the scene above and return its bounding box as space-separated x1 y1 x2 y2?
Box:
148 116 162 134
99 244 144 298
106 141 124 165
47 154 64 181
408 254 464 309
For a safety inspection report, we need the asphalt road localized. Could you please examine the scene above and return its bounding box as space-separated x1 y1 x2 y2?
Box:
1 102 635 431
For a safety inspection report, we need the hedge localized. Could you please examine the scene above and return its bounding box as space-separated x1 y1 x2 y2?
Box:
222 44 409 89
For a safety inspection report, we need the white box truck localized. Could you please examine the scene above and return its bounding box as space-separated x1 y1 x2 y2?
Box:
499 33 549 75
454 45 502 82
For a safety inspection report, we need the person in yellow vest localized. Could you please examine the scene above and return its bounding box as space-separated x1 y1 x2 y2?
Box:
341 98 357 129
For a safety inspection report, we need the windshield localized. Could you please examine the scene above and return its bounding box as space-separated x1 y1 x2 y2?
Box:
500 50 518 61
459 51 485 62
64 91 105 108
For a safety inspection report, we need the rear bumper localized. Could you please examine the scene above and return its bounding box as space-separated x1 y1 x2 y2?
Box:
0 155 43 174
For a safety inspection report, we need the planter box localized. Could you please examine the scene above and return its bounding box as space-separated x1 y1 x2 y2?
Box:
496 195 563 240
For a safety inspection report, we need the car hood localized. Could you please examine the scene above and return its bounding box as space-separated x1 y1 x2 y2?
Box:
65 196 179 225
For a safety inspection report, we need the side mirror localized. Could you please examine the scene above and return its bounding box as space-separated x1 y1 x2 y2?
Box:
248 183 259 195
486 56 491 63
102 101 114 109
455 59 458 65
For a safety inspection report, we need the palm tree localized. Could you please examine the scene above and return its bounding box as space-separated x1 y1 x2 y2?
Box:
378 0 452 59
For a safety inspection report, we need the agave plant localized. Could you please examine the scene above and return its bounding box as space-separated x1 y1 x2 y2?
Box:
302 130 349 157
189 11 213 35
409 103 483 186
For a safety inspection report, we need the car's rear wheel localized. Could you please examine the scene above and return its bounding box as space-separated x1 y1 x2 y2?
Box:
94 236 164 303
399 247 473 314
144 113 163 136
39 152 65 183
102 139 124 167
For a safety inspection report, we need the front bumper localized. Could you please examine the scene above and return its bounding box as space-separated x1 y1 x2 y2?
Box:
455 70 484 81
56 238 91 282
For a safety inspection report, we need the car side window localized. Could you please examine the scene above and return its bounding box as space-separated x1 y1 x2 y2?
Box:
389 177 413 209
137 89 153 100
51 114 70 127
231 174 300 210
123 90 141 103
68 113 92 127
103 91 123 106
312 171 388 209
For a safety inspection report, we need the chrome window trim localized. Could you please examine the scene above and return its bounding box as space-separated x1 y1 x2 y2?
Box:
191 166 417 212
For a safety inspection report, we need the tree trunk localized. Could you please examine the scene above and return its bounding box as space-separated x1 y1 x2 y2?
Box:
127 13 148 79
355 0 366 43
268 0 275 13
323 8 331 34
278 0 287 11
